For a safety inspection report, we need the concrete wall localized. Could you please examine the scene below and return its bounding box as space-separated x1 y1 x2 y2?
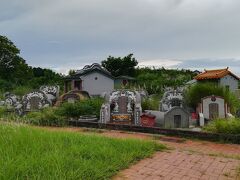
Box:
81 72 114 96
164 107 189 128
219 75 238 92
202 97 225 119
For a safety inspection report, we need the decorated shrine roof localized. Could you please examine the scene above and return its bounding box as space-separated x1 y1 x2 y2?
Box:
194 67 239 80
65 63 114 80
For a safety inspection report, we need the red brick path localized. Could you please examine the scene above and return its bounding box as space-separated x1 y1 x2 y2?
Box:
106 131 240 180
114 151 239 180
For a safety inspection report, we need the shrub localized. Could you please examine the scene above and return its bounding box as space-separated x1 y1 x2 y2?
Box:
12 86 32 96
25 107 66 126
204 118 240 135
0 98 104 126
0 106 6 118
142 95 160 111
56 98 104 119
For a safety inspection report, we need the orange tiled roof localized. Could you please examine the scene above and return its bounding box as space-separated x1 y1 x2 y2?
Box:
194 67 240 80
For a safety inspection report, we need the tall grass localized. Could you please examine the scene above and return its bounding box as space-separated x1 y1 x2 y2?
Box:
57 98 104 119
204 118 240 134
0 124 165 179
142 94 161 111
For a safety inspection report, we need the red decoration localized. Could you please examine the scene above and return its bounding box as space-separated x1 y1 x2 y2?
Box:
140 113 156 127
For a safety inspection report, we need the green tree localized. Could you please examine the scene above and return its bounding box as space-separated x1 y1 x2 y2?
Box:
0 35 63 92
0 35 32 83
101 54 138 77
0 36 19 80
68 69 76 76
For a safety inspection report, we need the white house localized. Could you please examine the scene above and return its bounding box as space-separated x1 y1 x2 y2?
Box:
194 67 239 92
64 63 114 96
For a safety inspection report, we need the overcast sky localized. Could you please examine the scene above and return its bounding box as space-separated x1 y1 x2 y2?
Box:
1 0 240 75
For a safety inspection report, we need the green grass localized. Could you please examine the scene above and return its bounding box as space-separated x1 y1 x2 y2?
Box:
203 118 240 135
0 124 165 180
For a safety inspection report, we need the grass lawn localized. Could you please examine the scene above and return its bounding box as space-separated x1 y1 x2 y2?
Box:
0 123 165 180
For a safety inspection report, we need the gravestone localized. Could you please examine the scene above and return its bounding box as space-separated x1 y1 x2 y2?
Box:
22 91 50 112
56 90 90 105
160 87 183 112
3 93 23 113
197 95 229 120
100 90 142 125
164 107 189 128
39 85 60 105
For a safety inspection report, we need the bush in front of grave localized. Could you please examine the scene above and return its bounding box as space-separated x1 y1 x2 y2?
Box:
203 118 240 135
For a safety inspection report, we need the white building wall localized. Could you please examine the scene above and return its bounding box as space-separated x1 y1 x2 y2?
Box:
81 72 114 96
219 75 238 92
202 97 225 119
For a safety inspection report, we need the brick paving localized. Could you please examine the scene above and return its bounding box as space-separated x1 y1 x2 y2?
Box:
114 151 239 180
103 131 240 180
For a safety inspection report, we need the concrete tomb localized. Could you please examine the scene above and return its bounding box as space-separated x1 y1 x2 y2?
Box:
160 87 183 112
197 95 229 120
39 85 60 105
22 91 50 112
100 90 142 125
146 107 189 129
145 87 189 129
196 95 231 126
57 90 90 105
164 107 189 128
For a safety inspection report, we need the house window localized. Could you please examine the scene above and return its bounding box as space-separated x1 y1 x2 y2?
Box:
74 80 82 90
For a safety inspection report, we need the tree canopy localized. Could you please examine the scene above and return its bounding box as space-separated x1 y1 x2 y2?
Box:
0 35 31 82
0 35 63 93
101 54 138 77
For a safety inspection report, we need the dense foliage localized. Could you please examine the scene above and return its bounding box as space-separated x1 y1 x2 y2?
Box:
184 82 240 112
56 98 104 119
141 95 161 111
101 54 138 77
204 118 240 135
0 98 104 126
0 35 63 94
101 54 196 95
0 124 165 179
135 67 196 94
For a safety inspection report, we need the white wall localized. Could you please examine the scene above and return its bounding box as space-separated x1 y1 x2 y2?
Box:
220 75 238 92
81 72 114 96
202 97 225 119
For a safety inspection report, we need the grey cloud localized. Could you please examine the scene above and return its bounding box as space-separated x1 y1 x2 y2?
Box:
0 0 240 73
176 58 240 75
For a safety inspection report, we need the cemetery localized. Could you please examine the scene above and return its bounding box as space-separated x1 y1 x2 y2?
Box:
0 64 240 133
1 2 240 178
1 49 240 179
0 36 240 178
